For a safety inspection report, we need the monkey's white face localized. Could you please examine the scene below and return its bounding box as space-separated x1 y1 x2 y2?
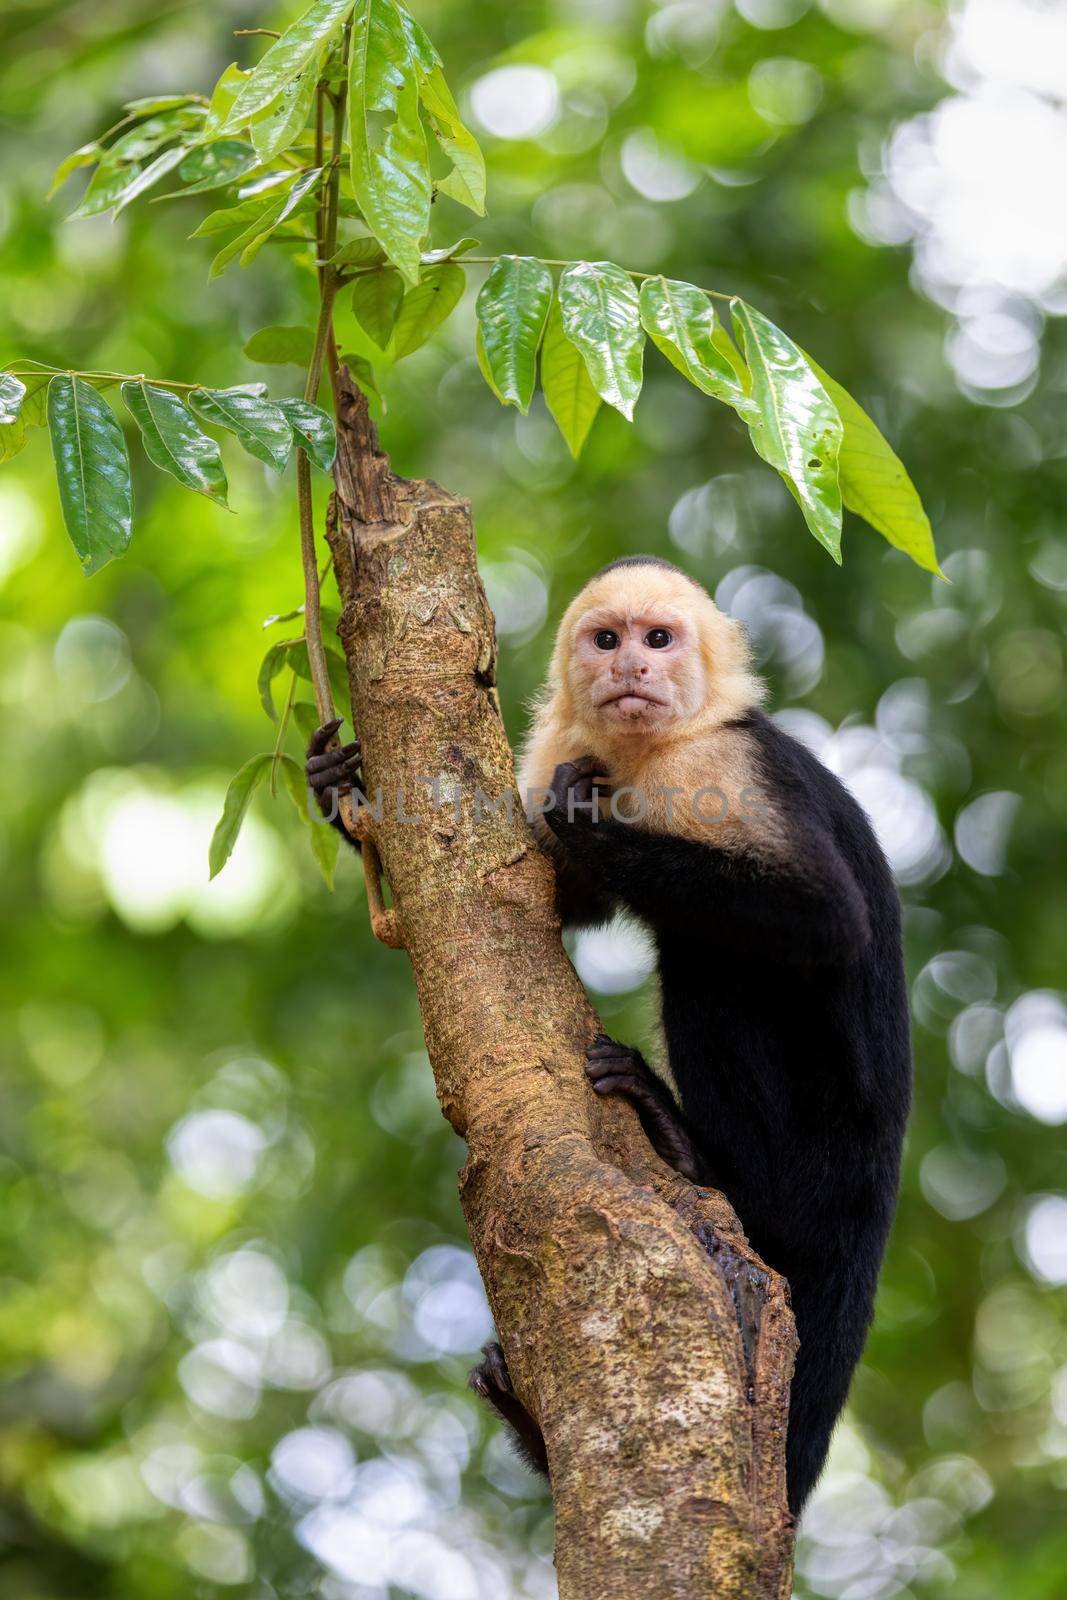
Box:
572 603 706 734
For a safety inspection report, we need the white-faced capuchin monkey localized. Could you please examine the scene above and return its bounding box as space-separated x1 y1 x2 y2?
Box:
306 554 912 1516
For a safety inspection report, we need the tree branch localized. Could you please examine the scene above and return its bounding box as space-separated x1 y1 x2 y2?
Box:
327 368 797 1598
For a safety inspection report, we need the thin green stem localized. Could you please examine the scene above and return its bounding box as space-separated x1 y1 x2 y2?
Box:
270 670 297 797
295 20 350 727
4 366 206 390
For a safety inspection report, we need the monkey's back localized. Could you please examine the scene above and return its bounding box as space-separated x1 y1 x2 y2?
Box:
654 709 912 1511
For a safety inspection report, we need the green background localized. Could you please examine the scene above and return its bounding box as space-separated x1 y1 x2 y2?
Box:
1 1 1065 1595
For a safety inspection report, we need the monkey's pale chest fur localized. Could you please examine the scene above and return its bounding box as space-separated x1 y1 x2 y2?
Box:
520 714 787 857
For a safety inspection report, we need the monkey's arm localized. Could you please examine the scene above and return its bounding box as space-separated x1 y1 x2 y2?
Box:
545 761 869 965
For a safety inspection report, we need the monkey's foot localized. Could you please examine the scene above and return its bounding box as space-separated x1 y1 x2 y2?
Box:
306 717 362 843
469 1342 549 1478
585 1035 703 1182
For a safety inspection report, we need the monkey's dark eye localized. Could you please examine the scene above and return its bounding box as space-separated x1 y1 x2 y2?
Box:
593 630 619 650
644 628 673 649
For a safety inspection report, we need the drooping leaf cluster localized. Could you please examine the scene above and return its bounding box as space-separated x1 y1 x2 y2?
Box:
0 0 940 881
471 260 940 574
1 368 336 575
6 0 936 579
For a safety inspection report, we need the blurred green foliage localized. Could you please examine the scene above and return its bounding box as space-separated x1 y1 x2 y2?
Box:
1 2 1066 1597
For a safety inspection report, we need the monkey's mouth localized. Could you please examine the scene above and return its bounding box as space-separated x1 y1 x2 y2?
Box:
600 690 666 714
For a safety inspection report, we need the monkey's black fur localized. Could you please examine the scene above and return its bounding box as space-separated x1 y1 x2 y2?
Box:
543 708 912 1514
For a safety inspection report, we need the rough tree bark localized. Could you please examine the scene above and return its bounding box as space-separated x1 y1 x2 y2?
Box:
326 370 797 1599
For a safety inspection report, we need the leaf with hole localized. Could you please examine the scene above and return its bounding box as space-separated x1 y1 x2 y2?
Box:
251 59 321 164
475 256 553 413
222 0 356 130
731 300 843 561
559 261 644 420
121 381 229 505
244 325 316 366
277 398 337 472
639 276 754 416
209 753 273 877
174 140 258 196
348 0 431 284
391 263 464 359
540 297 601 458
804 355 941 576
351 268 405 351
47 375 134 575
188 388 292 471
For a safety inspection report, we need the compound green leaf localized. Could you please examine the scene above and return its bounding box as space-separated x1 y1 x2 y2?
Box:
47 375 133 575
277 398 337 472
209 754 273 877
251 59 321 163
188 388 292 471
351 267 405 350
121 381 229 505
540 296 601 458
559 260 644 420
244 325 316 366
0 375 26 425
222 0 355 130
639 276 754 416
475 256 552 413
348 0 431 284
805 355 941 576
391 263 464 358
731 299 843 562
174 140 258 195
